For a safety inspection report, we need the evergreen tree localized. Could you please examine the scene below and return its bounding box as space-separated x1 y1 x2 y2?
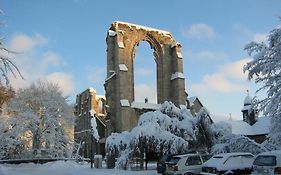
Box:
244 18 281 146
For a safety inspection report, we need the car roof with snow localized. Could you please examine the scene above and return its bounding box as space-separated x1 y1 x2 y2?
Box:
213 152 254 157
258 150 281 156
173 153 210 158
203 152 254 167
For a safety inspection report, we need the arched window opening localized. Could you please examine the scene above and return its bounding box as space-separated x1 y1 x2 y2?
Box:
133 41 157 104
98 99 104 114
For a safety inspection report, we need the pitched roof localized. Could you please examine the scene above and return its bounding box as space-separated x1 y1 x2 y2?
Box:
228 116 270 136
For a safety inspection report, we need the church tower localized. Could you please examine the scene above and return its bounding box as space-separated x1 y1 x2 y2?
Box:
241 90 257 125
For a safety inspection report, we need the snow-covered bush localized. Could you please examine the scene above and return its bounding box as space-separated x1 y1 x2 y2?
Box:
212 134 268 155
106 101 214 169
211 121 232 139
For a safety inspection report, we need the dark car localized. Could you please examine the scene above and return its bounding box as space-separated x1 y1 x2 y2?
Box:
157 154 179 174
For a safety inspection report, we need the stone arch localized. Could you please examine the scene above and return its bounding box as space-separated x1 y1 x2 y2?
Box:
105 21 187 132
97 98 106 115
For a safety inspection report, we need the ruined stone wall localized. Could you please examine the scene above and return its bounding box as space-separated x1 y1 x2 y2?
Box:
105 21 187 132
74 88 106 157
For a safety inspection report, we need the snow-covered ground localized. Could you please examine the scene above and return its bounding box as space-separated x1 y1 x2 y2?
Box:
0 161 158 175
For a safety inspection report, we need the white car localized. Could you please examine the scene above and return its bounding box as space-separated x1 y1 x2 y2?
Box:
201 152 254 175
252 150 281 174
163 153 212 175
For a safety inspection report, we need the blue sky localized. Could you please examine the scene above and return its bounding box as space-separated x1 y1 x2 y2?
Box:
1 0 281 121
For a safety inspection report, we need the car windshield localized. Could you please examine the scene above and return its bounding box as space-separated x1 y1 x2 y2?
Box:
224 155 254 166
202 155 212 162
160 155 169 162
254 155 276 166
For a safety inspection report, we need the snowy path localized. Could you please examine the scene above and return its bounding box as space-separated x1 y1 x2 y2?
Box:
0 161 159 175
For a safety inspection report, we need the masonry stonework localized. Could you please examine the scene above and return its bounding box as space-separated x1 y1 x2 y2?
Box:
105 21 187 132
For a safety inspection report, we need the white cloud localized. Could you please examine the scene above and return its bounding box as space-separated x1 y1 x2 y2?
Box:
134 84 157 103
7 33 76 97
86 67 106 84
192 73 246 93
46 72 75 96
186 50 228 61
191 59 250 94
9 33 47 52
135 68 153 77
253 33 268 43
219 58 251 80
232 24 251 36
182 23 215 40
233 24 269 43
41 51 62 67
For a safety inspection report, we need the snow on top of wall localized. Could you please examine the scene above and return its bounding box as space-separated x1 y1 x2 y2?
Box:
171 72 185 80
131 102 160 110
170 42 181 48
118 41 124 48
176 51 183 58
120 99 130 107
91 117 100 141
119 64 128 71
105 71 116 82
114 21 171 36
108 30 117 36
188 96 198 105
228 116 270 136
89 109 96 117
89 87 96 93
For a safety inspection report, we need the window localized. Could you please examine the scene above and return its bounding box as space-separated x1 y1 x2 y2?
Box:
254 156 276 166
185 156 202 166
169 157 181 164
202 155 212 162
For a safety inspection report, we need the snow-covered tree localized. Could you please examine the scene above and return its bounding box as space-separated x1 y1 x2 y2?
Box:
210 122 278 155
0 10 23 86
0 85 14 114
212 134 268 155
106 101 214 169
244 19 281 147
1 81 74 159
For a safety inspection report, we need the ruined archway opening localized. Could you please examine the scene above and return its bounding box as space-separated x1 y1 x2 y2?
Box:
133 41 157 104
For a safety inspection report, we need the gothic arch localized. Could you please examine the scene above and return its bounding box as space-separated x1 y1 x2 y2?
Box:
105 21 187 132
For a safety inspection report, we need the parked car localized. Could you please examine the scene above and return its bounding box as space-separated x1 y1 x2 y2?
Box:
157 154 179 174
252 150 281 174
201 152 254 175
163 153 212 175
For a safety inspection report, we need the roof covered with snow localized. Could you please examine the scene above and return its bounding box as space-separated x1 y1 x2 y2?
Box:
228 117 270 136
244 94 252 106
131 102 161 110
188 96 198 104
